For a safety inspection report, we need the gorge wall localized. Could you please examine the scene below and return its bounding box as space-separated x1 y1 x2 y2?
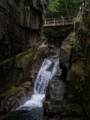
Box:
0 0 48 92
59 3 90 119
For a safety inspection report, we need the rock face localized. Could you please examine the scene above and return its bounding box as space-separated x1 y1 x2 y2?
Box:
0 44 49 119
0 0 48 58
0 81 33 119
59 3 90 119
44 65 66 120
0 0 48 91
44 25 73 47
45 79 65 113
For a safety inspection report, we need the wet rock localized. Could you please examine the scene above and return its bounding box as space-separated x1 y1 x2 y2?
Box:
45 79 65 115
0 80 33 115
31 42 49 81
21 81 32 90
60 32 76 69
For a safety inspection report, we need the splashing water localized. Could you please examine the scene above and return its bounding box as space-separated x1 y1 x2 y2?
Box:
17 57 59 110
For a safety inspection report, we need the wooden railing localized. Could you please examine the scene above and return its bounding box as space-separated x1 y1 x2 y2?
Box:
44 17 74 27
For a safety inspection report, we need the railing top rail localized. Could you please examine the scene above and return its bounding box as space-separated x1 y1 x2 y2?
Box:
44 17 74 27
45 16 73 20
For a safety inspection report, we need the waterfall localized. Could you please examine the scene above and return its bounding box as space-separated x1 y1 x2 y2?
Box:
17 57 59 110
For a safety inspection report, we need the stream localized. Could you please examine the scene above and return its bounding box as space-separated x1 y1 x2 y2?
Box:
5 56 60 120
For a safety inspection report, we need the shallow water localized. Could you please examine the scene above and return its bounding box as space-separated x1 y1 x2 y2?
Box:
5 108 43 120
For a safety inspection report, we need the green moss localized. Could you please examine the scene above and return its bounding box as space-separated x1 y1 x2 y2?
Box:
74 15 83 23
16 49 34 62
9 86 21 94
0 48 34 66
65 104 82 113
83 12 90 29
0 86 21 97
16 48 34 66
67 32 76 44
72 61 84 76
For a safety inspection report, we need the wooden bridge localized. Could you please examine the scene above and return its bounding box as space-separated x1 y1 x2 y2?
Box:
44 17 74 27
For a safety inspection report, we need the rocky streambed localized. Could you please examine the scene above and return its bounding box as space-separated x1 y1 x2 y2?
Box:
0 33 90 120
0 44 66 120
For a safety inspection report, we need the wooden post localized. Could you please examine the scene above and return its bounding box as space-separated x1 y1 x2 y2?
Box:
63 17 65 25
73 21 76 32
61 16 64 25
54 18 55 26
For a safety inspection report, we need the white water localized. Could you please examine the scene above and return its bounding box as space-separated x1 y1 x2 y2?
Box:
17 57 59 110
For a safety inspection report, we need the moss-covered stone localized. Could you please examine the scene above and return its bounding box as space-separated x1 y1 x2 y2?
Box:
0 48 35 91
0 80 32 115
60 32 76 68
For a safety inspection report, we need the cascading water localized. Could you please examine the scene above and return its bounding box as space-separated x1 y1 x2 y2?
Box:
5 57 60 120
17 57 59 110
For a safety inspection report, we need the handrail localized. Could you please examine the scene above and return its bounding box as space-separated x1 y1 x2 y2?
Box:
44 17 74 27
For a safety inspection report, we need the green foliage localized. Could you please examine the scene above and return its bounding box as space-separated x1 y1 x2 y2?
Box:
48 0 60 12
47 0 82 17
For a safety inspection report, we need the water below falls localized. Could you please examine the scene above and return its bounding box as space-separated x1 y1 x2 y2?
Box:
5 57 60 120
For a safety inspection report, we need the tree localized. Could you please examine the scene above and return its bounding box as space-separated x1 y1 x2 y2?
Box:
47 0 82 17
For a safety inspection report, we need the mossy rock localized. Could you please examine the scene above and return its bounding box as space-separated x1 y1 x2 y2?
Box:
0 86 22 97
62 104 83 118
71 61 84 77
60 32 76 68
0 48 34 66
74 15 83 24
83 10 90 29
0 84 30 113
16 49 34 68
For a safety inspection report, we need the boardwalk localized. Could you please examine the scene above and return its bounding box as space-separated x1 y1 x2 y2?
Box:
44 17 74 27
